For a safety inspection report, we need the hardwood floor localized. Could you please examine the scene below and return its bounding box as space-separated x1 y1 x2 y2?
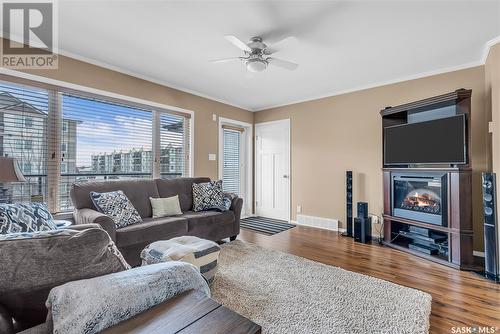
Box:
237 225 500 334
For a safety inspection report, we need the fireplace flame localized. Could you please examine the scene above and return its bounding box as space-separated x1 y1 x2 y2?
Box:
404 191 438 208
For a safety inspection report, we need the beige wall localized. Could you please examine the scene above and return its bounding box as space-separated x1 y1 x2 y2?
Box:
487 43 500 175
486 43 500 255
17 54 253 180
255 66 488 251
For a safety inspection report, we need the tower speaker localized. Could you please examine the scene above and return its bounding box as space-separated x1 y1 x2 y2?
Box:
342 171 353 237
357 202 368 219
482 172 499 282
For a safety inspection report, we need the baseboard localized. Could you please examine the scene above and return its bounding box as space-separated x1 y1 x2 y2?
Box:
296 214 339 231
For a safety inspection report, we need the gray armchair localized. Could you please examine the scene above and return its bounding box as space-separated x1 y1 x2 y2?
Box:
0 225 129 333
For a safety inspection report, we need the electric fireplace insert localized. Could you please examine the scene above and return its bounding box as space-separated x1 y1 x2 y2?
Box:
391 172 448 226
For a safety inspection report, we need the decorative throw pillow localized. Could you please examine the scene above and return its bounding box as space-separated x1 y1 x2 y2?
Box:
192 180 225 212
0 202 57 234
90 190 142 228
223 192 237 211
150 195 182 218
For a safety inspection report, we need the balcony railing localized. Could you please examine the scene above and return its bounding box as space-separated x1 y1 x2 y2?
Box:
59 172 183 211
0 172 183 210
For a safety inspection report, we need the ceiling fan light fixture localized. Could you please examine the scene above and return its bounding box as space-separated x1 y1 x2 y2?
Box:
246 58 267 72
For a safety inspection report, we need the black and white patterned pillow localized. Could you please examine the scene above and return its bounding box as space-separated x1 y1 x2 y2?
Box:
223 192 236 211
0 203 57 234
192 180 225 212
90 190 142 228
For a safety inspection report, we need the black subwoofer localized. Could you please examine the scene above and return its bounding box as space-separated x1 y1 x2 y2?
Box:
354 202 371 243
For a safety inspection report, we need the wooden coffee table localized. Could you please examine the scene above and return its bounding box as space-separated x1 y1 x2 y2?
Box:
103 290 261 334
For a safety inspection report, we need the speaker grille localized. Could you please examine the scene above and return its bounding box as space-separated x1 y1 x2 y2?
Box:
482 172 499 278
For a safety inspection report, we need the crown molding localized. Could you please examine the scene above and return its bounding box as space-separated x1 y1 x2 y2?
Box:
481 35 500 64
2 33 499 113
254 35 500 112
55 48 252 112
253 60 483 111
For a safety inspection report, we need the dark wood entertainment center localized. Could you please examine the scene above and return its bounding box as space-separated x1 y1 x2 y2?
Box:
381 89 474 270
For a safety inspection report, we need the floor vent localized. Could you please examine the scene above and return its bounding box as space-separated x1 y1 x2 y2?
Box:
296 214 339 231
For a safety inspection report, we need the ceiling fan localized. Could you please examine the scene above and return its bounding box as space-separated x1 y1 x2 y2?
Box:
211 35 298 73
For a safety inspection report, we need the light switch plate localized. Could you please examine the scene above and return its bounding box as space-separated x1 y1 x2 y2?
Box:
208 153 216 161
212 114 217 121
489 121 493 134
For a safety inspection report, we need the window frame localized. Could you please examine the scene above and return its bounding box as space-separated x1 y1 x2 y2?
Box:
0 73 194 213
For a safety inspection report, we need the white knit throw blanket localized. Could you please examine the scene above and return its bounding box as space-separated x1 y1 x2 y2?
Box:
46 262 210 334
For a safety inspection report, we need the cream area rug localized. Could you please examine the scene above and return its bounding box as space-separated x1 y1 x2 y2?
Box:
211 241 431 334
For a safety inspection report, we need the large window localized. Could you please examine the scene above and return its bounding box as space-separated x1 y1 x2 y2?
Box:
0 82 49 203
59 94 153 210
0 78 191 212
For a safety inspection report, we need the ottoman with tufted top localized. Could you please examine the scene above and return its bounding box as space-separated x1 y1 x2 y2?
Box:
140 236 221 284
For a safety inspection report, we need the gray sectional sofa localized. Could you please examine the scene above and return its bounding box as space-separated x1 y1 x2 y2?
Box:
71 177 242 266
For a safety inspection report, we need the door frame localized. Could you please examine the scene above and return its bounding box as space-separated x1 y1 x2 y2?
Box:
254 119 291 222
218 117 253 217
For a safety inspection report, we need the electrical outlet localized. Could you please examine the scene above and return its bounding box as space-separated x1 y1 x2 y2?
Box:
296 205 302 213
208 153 216 161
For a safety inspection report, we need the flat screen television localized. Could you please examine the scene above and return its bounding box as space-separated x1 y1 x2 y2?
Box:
384 115 467 165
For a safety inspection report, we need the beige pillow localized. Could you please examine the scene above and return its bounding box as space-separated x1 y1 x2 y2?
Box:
150 195 182 218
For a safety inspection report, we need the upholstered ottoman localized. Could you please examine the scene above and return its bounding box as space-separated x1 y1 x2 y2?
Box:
141 236 220 284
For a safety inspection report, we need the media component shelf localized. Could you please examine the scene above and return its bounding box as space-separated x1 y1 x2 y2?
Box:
381 90 474 270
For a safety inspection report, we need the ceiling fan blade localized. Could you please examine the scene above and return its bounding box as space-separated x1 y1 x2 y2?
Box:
224 35 251 52
264 36 297 55
267 57 298 71
210 57 242 63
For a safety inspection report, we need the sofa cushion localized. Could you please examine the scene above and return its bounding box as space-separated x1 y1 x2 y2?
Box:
155 177 211 212
116 216 188 247
71 179 160 218
0 203 57 234
192 180 225 212
183 210 235 234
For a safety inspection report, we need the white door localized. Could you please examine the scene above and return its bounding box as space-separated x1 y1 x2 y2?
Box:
255 119 290 221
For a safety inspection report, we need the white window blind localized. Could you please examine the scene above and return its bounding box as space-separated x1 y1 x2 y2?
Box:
222 128 241 195
0 75 192 212
0 81 50 203
159 112 190 178
59 93 154 211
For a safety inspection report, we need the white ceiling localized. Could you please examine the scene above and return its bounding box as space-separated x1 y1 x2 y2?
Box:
58 1 500 111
